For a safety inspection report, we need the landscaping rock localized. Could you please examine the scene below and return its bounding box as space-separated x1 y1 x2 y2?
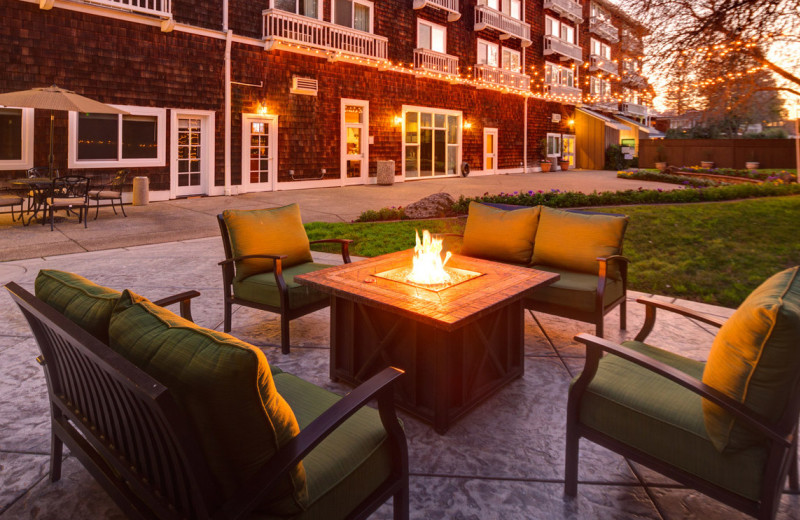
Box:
404 193 456 219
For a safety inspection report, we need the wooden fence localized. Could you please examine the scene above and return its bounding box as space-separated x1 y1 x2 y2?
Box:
638 139 798 169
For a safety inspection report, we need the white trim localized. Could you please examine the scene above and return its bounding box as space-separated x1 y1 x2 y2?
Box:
169 109 215 198
340 98 369 186
0 107 34 171
483 127 498 174
68 105 166 169
241 113 278 192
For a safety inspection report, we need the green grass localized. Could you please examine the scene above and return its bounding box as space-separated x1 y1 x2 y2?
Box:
306 196 800 308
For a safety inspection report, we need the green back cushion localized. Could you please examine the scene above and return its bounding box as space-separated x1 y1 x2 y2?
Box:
223 204 313 281
34 270 120 343
702 266 800 452
531 207 628 276
108 290 307 514
461 202 540 264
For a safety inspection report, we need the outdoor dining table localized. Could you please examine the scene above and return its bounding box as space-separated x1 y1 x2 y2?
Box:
10 177 54 226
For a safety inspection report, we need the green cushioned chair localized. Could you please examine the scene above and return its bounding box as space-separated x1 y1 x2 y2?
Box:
565 267 800 520
218 205 352 354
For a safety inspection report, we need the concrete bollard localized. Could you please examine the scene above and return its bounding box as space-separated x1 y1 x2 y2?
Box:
132 176 149 206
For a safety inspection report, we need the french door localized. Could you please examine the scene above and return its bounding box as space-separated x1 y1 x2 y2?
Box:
341 99 369 185
562 134 576 169
484 128 498 174
171 110 214 198
242 114 278 192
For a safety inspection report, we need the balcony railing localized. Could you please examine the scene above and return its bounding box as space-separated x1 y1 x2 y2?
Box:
591 98 618 111
621 37 644 55
474 4 531 47
544 83 582 100
589 16 618 43
262 9 388 61
543 0 583 24
413 0 461 21
621 102 648 117
414 49 459 78
543 35 583 63
89 0 171 17
590 55 618 74
475 64 530 90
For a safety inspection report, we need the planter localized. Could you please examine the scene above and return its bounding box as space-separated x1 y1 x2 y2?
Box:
558 160 570 171
745 161 760 171
540 161 552 172
655 162 667 172
701 161 715 169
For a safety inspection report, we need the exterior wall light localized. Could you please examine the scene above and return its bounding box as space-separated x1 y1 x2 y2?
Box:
256 102 268 116
463 121 472 130
394 115 403 125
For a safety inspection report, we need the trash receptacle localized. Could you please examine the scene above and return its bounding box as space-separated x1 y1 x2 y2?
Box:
377 160 395 185
132 176 149 206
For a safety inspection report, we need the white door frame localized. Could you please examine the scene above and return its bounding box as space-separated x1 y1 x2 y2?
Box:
169 109 215 199
483 127 498 174
340 99 369 186
562 133 576 168
241 113 278 193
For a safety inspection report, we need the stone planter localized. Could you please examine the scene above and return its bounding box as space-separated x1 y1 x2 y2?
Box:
701 161 715 169
376 160 395 185
655 162 667 172
746 161 760 171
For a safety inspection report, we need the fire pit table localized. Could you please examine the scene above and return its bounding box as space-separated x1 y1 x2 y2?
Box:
295 249 559 433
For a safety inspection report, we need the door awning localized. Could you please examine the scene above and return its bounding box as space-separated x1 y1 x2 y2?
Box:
576 107 628 131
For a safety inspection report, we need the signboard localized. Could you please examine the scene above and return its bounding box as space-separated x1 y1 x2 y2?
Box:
551 113 561 123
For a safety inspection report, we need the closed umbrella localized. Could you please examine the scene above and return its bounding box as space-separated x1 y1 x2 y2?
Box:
0 85 127 178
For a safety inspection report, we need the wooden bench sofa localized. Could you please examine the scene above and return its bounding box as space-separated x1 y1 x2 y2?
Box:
453 202 630 338
7 270 408 520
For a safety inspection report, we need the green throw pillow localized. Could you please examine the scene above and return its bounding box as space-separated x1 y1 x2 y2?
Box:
531 207 628 276
223 204 313 281
108 290 308 514
702 266 800 452
34 270 121 343
461 202 540 264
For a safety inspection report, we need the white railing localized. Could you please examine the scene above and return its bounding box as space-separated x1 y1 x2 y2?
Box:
89 0 171 17
592 99 618 111
262 9 388 61
543 0 583 23
413 0 461 20
621 102 648 117
414 49 459 77
475 64 530 90
474 4 531 46
589 17 618 43
545 83 582 99
543 35 583 63
590 54 618 74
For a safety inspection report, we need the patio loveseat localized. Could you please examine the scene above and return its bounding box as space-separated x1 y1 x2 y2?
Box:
455 202 629 337
7 270 409 520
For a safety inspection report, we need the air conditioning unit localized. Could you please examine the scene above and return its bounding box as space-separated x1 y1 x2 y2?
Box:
291 76 318 96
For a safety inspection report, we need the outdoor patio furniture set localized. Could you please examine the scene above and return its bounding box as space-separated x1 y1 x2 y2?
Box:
6 202 800 519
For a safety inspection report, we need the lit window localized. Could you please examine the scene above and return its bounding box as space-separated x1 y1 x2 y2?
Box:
502 48 521 72
477 39 499 67
545 16 559 38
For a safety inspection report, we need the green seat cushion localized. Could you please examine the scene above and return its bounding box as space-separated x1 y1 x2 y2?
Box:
223 204 314 282
526 266 623 313
269 372 395 520
461 202 540 264
233 263 333 310
579 341 768 501
34 270 120 343
703 266 800 452
531 207 628 276
108 290 307 515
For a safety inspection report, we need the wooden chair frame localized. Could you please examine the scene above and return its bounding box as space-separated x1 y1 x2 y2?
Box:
6 281 409 520
565 297 800 520
217 214 352 354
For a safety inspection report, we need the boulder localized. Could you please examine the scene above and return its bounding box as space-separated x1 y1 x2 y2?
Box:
403 193 456 219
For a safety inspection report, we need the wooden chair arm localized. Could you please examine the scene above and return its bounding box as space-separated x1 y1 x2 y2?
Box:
152 290 201 322
573 333 790 447
309 239 353 264
217 254 288 266
635 297 726 342
214 367 405 519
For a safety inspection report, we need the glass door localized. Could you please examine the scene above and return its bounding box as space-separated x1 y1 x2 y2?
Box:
175 117 203 196
562 134 575 168
404 108 460 178
242 115 277 192
484 128 498 174
341 100 368 185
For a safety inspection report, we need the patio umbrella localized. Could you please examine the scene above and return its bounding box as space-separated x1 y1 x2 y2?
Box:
0 85 127 178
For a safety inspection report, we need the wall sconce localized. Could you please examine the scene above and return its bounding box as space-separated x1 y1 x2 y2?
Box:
393 115 403 125
256 102 268 116
567 119 575 127
463 121 472 130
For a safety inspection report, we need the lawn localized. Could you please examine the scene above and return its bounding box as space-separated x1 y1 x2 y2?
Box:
306 196 800 308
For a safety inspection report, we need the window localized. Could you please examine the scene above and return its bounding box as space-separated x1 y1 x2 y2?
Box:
560 21 576 44
590 76 611 97
418 19 446 53
334 0 372 33
546 133 562 157
403 106 461 178
591 38 611 59
545 16 559 38
502 48 521 72
590 2 610 21
487 0 522 20
477 39 499 67
0 107 33 170
272 0 320 18
623 87 640 104
69 106 166 168
545 63 577 88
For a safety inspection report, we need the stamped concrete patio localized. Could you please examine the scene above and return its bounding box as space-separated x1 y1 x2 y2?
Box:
1 236 798 519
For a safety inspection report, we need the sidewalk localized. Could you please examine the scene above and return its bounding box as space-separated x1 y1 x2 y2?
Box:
0 170 679 262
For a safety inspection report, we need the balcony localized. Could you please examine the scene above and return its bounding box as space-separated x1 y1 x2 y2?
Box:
589 16 618 43
589 54 618 75
413 0 461 22
544 83 582 100
621 71 647 89
591 98 618 112
621 37 644 55
87 0 171 18
474 4 531 47
414 49 460 78
474 64 531 90
262 9 388 62
543 35 583 63
621 102 649 117
543 0 583 24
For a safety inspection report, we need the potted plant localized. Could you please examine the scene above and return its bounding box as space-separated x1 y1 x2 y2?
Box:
700 150 714 169
558 158 570 171
654 144 667 172
745 151 759 171
540 138 552 172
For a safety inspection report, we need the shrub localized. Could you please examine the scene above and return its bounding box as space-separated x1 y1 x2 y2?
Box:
355 206 407 222
604 144 627 170
617 170 722 187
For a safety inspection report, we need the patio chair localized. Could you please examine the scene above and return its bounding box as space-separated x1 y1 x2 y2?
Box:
0 186 24 222
218 204 352 354
43 175 89 231
88 169 128 220
565 266 800 520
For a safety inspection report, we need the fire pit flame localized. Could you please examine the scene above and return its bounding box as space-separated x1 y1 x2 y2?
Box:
407 230 451 285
